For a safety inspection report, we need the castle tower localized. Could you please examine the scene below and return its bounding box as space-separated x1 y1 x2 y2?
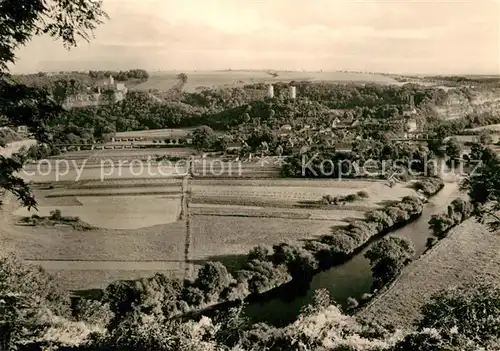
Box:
267 84 274 98
289 86 296 99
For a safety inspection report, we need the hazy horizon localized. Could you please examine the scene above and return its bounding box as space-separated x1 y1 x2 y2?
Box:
9 0 500 75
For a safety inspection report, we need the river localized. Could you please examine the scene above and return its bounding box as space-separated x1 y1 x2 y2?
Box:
243 179 461 327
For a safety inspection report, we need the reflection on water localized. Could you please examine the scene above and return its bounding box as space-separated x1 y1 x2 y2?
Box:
14 195 181 230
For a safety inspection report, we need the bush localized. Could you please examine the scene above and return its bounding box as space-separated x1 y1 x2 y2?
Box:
344 194 359 202
426 237 436 249
49 209 62 221
429 198 473 239
414 178 444 196
365 210 394 231
321 191 367 205
365 236 415 290
356 190 369 199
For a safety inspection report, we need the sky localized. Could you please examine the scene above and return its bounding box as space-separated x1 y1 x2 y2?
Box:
10 0 500 74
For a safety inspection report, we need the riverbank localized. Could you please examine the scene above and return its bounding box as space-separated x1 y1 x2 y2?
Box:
355 194 473 320
356 217 499 328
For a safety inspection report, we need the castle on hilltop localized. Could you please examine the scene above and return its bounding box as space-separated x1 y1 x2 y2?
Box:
64 75 128 108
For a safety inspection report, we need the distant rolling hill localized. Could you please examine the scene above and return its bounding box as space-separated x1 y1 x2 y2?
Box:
130 70 399 93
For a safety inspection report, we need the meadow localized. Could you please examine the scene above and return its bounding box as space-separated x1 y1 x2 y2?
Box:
130 70 399 93
1 194 187 291
2 146 423 293
189 216 342 271
187 178 421 275
190 179 416 208
357 218 500 327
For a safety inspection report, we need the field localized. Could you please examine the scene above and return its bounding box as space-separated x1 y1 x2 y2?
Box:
190 178 416 208
2 145 423 292
130 70 399 93
20 147 191 182
357 218 500 328
14 194 181 230
0 190 187 290
189 216 342 271
187 178 420 274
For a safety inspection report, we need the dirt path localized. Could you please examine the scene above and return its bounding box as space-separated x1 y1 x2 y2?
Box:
182 158 194 279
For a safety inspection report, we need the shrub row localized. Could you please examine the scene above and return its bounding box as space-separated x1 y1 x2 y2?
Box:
414 177 445 197
19 209 94 231
321 190 369 205
427 198 473 246
317 196 424 259
103 181 443 324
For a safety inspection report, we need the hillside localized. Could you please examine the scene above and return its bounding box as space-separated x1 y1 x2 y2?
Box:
357 218 500 328
431 88 500 120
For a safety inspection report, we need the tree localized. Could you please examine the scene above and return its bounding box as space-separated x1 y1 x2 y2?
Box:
478 130 493 145
177 73 188 85
411 281 500 349
275 145 283 156
444 137 461 167
0 0 107 208
0 254 109 350
194 262 234 303
428 213 454 238
191 125 217 151
461 144 500 230
364 236 415 290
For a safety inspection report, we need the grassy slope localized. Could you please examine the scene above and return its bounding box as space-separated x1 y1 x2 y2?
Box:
357 218 500 328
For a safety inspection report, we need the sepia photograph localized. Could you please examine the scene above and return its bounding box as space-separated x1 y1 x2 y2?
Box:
1 0 500 349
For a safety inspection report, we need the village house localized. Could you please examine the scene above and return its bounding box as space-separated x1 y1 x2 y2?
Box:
331 117 341 128
16 125 28 135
